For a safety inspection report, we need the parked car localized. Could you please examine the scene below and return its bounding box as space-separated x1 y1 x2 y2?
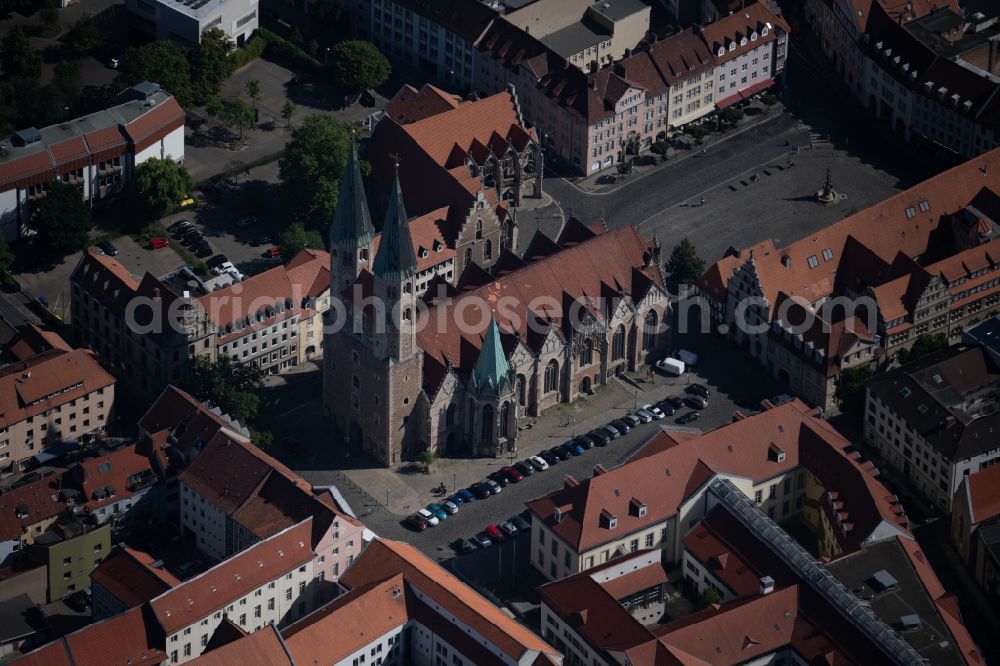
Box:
687 395 709 409
455 488 475 503
98 240 119 256
548 446 568 461
168 219 191 233
575 435 596 449
250 235 272 247
452 538 474 554
178 197 195 209
510 514 531 532
426 503 449 520
194 243 213 258
588 429 610 446
500 466 524 483
484 525 505 542
417 508 439 526
656 357 685 376
471 533 493 548
237 215 257 228
677 411 701 425
498 521 518 537
674 349 699 366
441 500 459 514
64 589 91 612
487 471 510 488
263 246 282 258
403 514 429 531
529 455 550 470
171 225 194 239
483 477 502 494
447 493 466 507
643 404 665 420
687 383 710 399
108 56 122 69
633 409 654 423
772 393 795 406
610 418 632 433
622 413 641 428
539 450 560 465
601 424 621 439
664 396 686 410
561 440 585 456
207 254 229 269
514 461 536 477
212 261 236 276
150 237 169 249
469 482 492 499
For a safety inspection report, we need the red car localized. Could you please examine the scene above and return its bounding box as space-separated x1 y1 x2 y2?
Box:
484 525 505 542
500 466 524 483
263 246 282 258
150 237 169 249
403 514 429 531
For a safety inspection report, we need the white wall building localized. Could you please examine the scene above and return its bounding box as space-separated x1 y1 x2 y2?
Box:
126 0 258 46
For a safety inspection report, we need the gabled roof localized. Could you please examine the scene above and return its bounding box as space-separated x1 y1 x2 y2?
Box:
384 83 463 124
963 464 1000 524
0 473 65 541
189 625 292 665
74 443 156 511
90 546 180 610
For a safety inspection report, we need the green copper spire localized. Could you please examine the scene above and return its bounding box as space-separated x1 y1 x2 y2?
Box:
473 316 511 391
329 140 375 248
372 171 417 282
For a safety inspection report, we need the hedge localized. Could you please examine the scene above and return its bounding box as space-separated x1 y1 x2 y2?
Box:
256 28 322 73
232 33 268 70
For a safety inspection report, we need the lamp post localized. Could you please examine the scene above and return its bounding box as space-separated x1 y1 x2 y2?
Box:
324 47 330 65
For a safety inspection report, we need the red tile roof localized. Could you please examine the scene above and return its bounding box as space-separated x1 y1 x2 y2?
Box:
683 520 761 597
150 520 313 635
59 605 166 666
122 97 185 153
0 473 65 541
2 323 72 362
189 625 292 666
964 464 1000 524
370 206 456 273
138 385 248 462
700 3 789 65
74 443 156 511
384 83 463 124
90 546 180 610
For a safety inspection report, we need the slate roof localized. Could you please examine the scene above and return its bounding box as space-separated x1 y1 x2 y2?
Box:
371 173 418 282
328 141 375 248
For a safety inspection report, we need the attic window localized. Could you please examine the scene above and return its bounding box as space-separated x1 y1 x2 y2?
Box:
762 27 769 36
729 43 736 51
905 207 916 219
419 248 429 258
751 32 758 41
600 509 618 529
916 404 928 414
630 498 647 517
718 47 725 56
822 248 833 262
740 37 747 46
932 374 943 384
433 240 443 252
899 387 911 398
807 255 819 269
918 200 929 213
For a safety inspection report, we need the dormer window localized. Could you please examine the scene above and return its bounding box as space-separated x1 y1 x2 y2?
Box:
740 37 747 46
762 27 769 36
630 497 647 517
751 32 758 41
718 47 725 56
729 43 736 52
601 509 618 529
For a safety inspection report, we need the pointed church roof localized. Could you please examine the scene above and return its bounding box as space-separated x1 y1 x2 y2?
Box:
329 140 375 248
372 172 418 281
473 316 510 391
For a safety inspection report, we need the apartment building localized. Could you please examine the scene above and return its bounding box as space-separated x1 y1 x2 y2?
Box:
478 3 789 174
281 538 562 666
951 464 1000 577
30 520 111 602
66 441 158 527
178 430 364 594
0 83 184 241
526 399 910 581
697 147 1000 411
90 545 181 621
0 340 115 475
865 345 1000 510
0 472 67 565
126 0 258 46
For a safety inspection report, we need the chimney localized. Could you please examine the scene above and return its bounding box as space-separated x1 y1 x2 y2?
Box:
759 575 775 595
564 475 579 488
593 464 608 476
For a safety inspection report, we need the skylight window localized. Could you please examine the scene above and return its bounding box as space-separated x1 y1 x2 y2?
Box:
97 461 112 474
807 255 819 269
899 387 911 398
822 248 833 262
918 200 929 213
905 207 916 219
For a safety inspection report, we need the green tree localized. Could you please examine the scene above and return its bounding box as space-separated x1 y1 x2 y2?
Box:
42 60 82 123
66 15 103 56
244 78 261 110
616 161 632 175
279 115 357 229
760 93 779 108
278 222 323 259
222 98 255 141
1 27 41 81
121 41 192 106
204 96 225 118
29 180 91 258
0 236 14 274
180 355 265 430
719 107 744 126
701 587 721 607
329 39 390 96
665 238 705 284
133 157 193 219
897 334 948 365
189 28 233 105
280 98 296 127
419 449 435 471
835 365 874 417
39 2 59 35
684 124 710 140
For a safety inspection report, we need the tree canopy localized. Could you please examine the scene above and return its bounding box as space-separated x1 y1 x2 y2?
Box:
189 29 234 105
1 27 41 81
66 15 104 57
665 238 706 284
0 236 14 274
29 180 91 258
221 98 255 141
279 115 360 229
133 157 193 220
278 222 324 259
835 365 874 418
329 40 390 95
180 355 273 447
897 334 948 365
121 41 192 106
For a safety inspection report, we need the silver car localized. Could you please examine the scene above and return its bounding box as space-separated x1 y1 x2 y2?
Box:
442 500 459 514
633 409 654 423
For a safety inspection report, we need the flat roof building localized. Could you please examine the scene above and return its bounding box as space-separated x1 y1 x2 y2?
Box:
126 0 258 46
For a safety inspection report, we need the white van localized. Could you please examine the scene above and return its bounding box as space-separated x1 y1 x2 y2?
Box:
656 357 685 376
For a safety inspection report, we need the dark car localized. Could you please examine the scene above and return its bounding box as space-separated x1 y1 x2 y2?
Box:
488 471 511 488
658 403 677 416
575 435 596 449
64 589 91 612
610 418 632 433
452 538 474 554
677 411 701 425
168 219 192 233
510 514 531 532
514 461 536 477
403 514 429 531
207 254 229 269
446 493 466 507
194 243 213 258
561 440 585 456
587 429 610 446
687 383 710 399
182 234 204 247
287 74 307 87
621 413 641 428
250 235 272 247
98 240 118 256
470 533 493 548
687 395 709 409
456 488 475 503
469 482 492 499
539 450 560 466
664 396 685 410
548 446 568 461
500 466 524 483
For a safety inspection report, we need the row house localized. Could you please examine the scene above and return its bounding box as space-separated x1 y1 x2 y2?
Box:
0 338 115 475
477 3 789 174
865 345 1000 510
697 147 1000 411
526 400 910 582
0 83 184 241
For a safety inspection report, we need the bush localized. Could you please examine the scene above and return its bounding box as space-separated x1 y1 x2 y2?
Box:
650 140 667 155
256 28 322 73
684 124 710 139
231 33 267 69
